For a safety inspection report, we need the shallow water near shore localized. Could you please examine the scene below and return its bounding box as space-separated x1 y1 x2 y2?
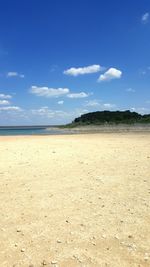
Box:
0 127 67 136
0 124 150 136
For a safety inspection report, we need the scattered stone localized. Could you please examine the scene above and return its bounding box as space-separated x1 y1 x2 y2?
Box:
51 260 58 264
127 243 137 251
144 253 149 261
73 255 78 259
42 260 47 265
57 239 62 243
102 234 106 239
144 256 149 261
14 243 18 247
17 229 21 232
92 242 96 246
128 235 133 239
21 248 25 252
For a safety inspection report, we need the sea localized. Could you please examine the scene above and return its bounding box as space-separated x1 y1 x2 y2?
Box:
0 126 67 136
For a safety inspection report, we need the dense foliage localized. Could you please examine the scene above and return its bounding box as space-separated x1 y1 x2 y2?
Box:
69 110 150 126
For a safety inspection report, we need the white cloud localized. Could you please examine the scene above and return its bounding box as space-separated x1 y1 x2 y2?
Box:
130 107 150 114
103 103 116 109
64 64 102 76
31 107 90 121
85 100 116 110
126 88 135 93
0 93 12 99
30 86 70 97
141 12 149 24
84 100 116 110
19 74 25 78
7 72 25 78
57 100 64 105
0 106 22 111
98 68 122 82
67 92 89 98
31 107 71 119
0 100 10 105
85 100 101 107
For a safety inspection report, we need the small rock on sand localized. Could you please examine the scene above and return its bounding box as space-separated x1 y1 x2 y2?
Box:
51 260 58 264
42 260 47 265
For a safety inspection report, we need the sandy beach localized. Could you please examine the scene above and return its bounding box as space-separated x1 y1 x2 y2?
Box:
0 133 150 267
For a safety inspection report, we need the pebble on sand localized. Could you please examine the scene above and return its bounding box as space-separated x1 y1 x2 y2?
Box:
51 260 58 264
42 260 47 265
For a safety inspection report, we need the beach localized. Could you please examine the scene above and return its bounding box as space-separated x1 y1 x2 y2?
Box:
0 133 150 267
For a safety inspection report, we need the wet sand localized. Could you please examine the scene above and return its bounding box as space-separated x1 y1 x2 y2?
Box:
0 133 150 267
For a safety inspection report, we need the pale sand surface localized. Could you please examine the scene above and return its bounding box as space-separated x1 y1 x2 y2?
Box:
0 133 150 267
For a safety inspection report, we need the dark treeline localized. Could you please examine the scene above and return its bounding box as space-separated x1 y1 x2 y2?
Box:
69 110 150 126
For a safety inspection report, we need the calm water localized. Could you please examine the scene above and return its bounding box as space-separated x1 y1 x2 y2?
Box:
0 127 67 136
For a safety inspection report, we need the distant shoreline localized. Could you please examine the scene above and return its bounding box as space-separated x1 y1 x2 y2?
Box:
50 124 150 134
0 123 150 136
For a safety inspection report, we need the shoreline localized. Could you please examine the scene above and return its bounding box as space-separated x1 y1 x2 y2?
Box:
0 131 150 140
0 124 150 137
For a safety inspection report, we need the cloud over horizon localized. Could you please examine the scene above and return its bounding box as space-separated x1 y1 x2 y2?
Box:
64 64 102 76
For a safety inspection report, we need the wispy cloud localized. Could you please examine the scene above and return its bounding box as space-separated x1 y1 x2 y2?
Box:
85 100 116 110
98 67 122 82
0 100 10 105
67 92 89 98
130 107 150 114
57 100 64 105
139 66 150 76
103 103 116 109
30 107 90 125
85 100 101 107
126 88 135 93
141 12 149 24
64 64 102 76
7 72 25 78
30 86 70 97
0 106 22 111
0 93 12 99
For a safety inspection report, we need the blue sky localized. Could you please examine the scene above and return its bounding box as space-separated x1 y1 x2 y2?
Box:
0 0 150 125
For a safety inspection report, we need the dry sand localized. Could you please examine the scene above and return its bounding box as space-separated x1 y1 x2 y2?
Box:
0 133 150 267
